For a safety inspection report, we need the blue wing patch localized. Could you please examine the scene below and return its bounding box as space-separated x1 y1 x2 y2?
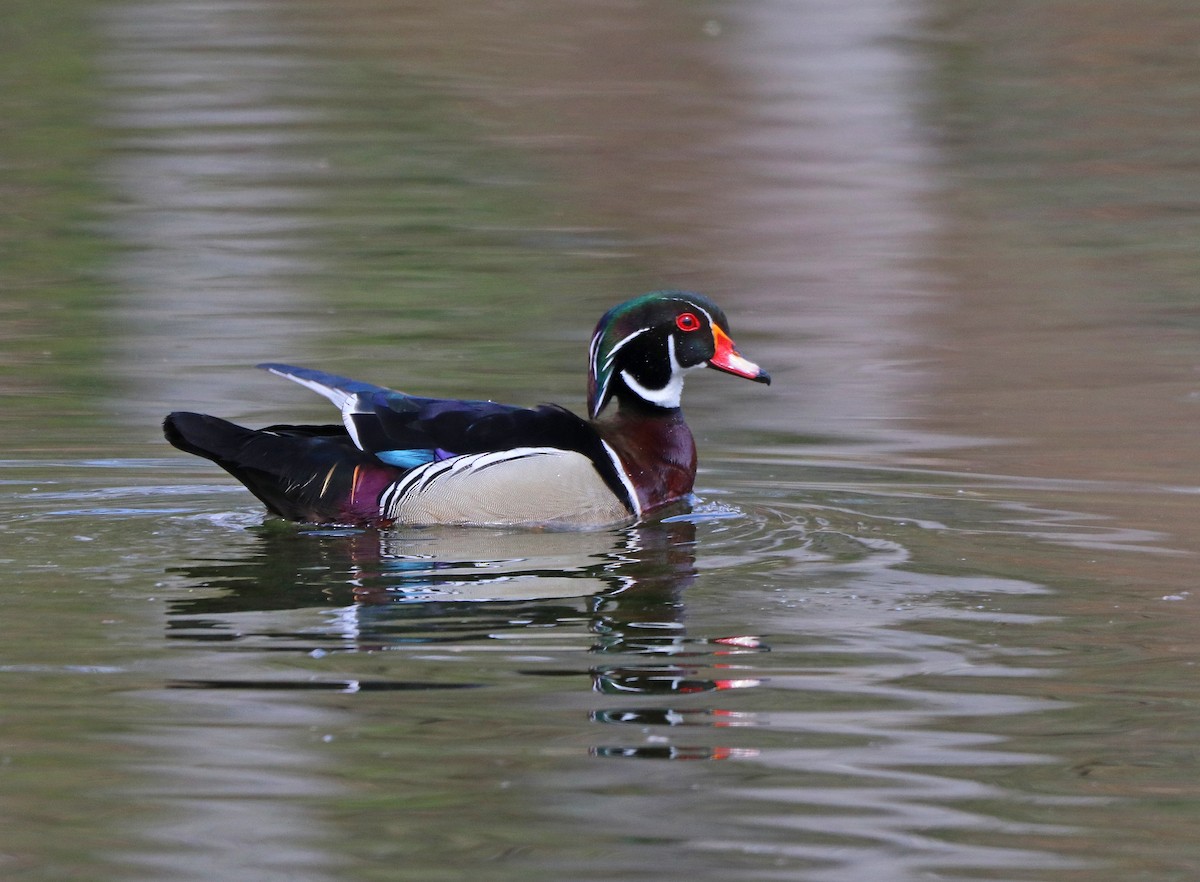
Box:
376 449 438 469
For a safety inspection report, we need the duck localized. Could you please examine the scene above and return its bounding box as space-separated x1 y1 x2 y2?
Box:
163 290 769 528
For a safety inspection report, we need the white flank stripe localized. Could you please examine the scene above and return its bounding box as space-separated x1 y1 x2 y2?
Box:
600 440 642 518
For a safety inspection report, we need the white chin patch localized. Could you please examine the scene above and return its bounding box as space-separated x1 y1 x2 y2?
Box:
620 368 684 409
618 335 697 409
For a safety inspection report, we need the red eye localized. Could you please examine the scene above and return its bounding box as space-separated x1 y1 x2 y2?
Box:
676 312 701 332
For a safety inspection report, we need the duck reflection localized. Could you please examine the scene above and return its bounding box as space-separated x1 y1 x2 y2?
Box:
169 517 698 622
167 516 766 759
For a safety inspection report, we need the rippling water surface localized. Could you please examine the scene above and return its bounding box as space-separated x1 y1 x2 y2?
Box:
4 1 1200 880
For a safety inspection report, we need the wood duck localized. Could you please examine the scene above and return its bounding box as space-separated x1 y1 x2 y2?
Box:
164 290 769 528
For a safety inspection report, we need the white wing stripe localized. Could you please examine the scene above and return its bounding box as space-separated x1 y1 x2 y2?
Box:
263 366 353 410
340 396 366 450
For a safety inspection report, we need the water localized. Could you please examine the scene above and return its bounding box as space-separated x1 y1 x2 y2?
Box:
4 0 1200 879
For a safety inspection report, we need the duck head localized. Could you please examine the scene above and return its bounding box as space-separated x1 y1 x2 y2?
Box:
587 291 770 418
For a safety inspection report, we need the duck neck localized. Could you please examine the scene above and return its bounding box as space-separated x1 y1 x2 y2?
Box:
594 399 697 516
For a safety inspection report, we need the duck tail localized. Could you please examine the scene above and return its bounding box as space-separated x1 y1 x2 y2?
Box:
163 412 396 524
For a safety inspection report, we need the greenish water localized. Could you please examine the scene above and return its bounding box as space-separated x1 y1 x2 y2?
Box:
4 1 1200 880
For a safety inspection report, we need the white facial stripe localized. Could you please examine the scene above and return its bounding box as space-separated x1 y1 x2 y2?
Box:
588 329 605 417
665 297 721 364
592 297 714 416
669 297 714 328
620 368 681 409
592 326 648 417
602 327 648 370
588 328 602 374
618 335 699 410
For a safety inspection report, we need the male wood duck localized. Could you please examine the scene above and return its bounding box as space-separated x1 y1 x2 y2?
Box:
164 290 769 528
